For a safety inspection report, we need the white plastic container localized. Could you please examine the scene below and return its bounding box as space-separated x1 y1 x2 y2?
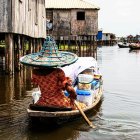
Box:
76 90 93 106
78 74 93 83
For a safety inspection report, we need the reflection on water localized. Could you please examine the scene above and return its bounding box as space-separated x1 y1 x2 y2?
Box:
95 45 140 140
28 121 80 140
0 67 33 140
0 67 32 104
129 49 140 54
0 45 140 140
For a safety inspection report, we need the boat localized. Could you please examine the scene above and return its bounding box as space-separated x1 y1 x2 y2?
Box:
129 43 140 50
28 86 103 125
27 57 103 125
118 42 129 48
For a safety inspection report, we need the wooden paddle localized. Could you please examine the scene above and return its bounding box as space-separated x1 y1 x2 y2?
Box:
74 100 96 128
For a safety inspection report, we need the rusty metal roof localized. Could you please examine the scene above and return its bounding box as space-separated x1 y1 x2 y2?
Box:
45 0 100 9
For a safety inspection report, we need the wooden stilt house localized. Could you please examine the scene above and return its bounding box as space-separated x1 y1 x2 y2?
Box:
0 0 46 74
45 0 100 40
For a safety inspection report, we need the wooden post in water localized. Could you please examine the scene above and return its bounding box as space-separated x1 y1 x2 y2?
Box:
93 35 97 59
89 35 92 56
14 35 21 71
5 34 14 75
21 36 25 56
39 39 42 51
14 36 18 71
18 35 23 70
33 39 36 53
34 39 37 52
28 38 33 54
36 39 40 52
77 36 81 57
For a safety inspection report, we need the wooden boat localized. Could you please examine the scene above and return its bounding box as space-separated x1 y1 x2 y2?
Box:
27 83 103 124
129 43 140 50
27 57 103 125
118 42 129 48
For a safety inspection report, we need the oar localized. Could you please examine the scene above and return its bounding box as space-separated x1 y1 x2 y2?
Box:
74 100 96 128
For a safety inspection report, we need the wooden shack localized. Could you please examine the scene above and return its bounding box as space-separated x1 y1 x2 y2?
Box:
45 0 100 41
0 0 46 74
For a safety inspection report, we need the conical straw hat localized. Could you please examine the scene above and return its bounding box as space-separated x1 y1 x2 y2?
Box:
20 36 78 67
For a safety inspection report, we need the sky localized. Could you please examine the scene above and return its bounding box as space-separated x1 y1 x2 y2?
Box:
87 0 140 37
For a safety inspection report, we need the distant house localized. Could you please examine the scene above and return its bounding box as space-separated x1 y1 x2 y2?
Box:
45 0 100 39
102 33 111 41
136 35 140 41
98 32 116 45
127 35 140 43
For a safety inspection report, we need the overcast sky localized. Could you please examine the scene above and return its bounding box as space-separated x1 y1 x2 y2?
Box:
87 0 140 37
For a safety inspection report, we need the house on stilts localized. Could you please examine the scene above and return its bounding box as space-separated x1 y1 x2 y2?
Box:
45 0 100 56
0 0 46 74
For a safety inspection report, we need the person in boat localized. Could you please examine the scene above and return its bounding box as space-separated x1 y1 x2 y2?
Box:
32 67 77 110
20 36 86 110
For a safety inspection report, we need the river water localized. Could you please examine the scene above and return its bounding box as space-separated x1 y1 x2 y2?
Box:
0 45 140 140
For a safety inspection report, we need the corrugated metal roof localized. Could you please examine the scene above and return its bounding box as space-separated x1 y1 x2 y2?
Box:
45 0 100 9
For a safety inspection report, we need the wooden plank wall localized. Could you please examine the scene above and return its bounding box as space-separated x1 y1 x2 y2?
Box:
53 10 71 36
12 0 46 38
49 9 98 37
0 0 10 32
0 0 46 38
71 9 98 35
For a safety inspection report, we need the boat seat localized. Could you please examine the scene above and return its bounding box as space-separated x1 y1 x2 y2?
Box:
29 104 72 112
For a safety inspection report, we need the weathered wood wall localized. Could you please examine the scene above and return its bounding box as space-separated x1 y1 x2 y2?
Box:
53 10 71 36
0 0 12 32
47 9 98 37
0 0 46 38
0 0 46 74
71 9 98 35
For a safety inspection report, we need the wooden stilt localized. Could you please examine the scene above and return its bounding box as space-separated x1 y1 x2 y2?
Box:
78 36 81 57
35 39 37 52
89 35 92 56
18 35 23 70
36 39 40 52
33 39 36 53
5 34 14 75
93 35 97 59
14 35 21 71
38 39 42 51
21 36 25 56
29 38 33 54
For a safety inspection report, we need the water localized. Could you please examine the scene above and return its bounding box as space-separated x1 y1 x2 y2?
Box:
0 45 140 140
96 46 140 140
